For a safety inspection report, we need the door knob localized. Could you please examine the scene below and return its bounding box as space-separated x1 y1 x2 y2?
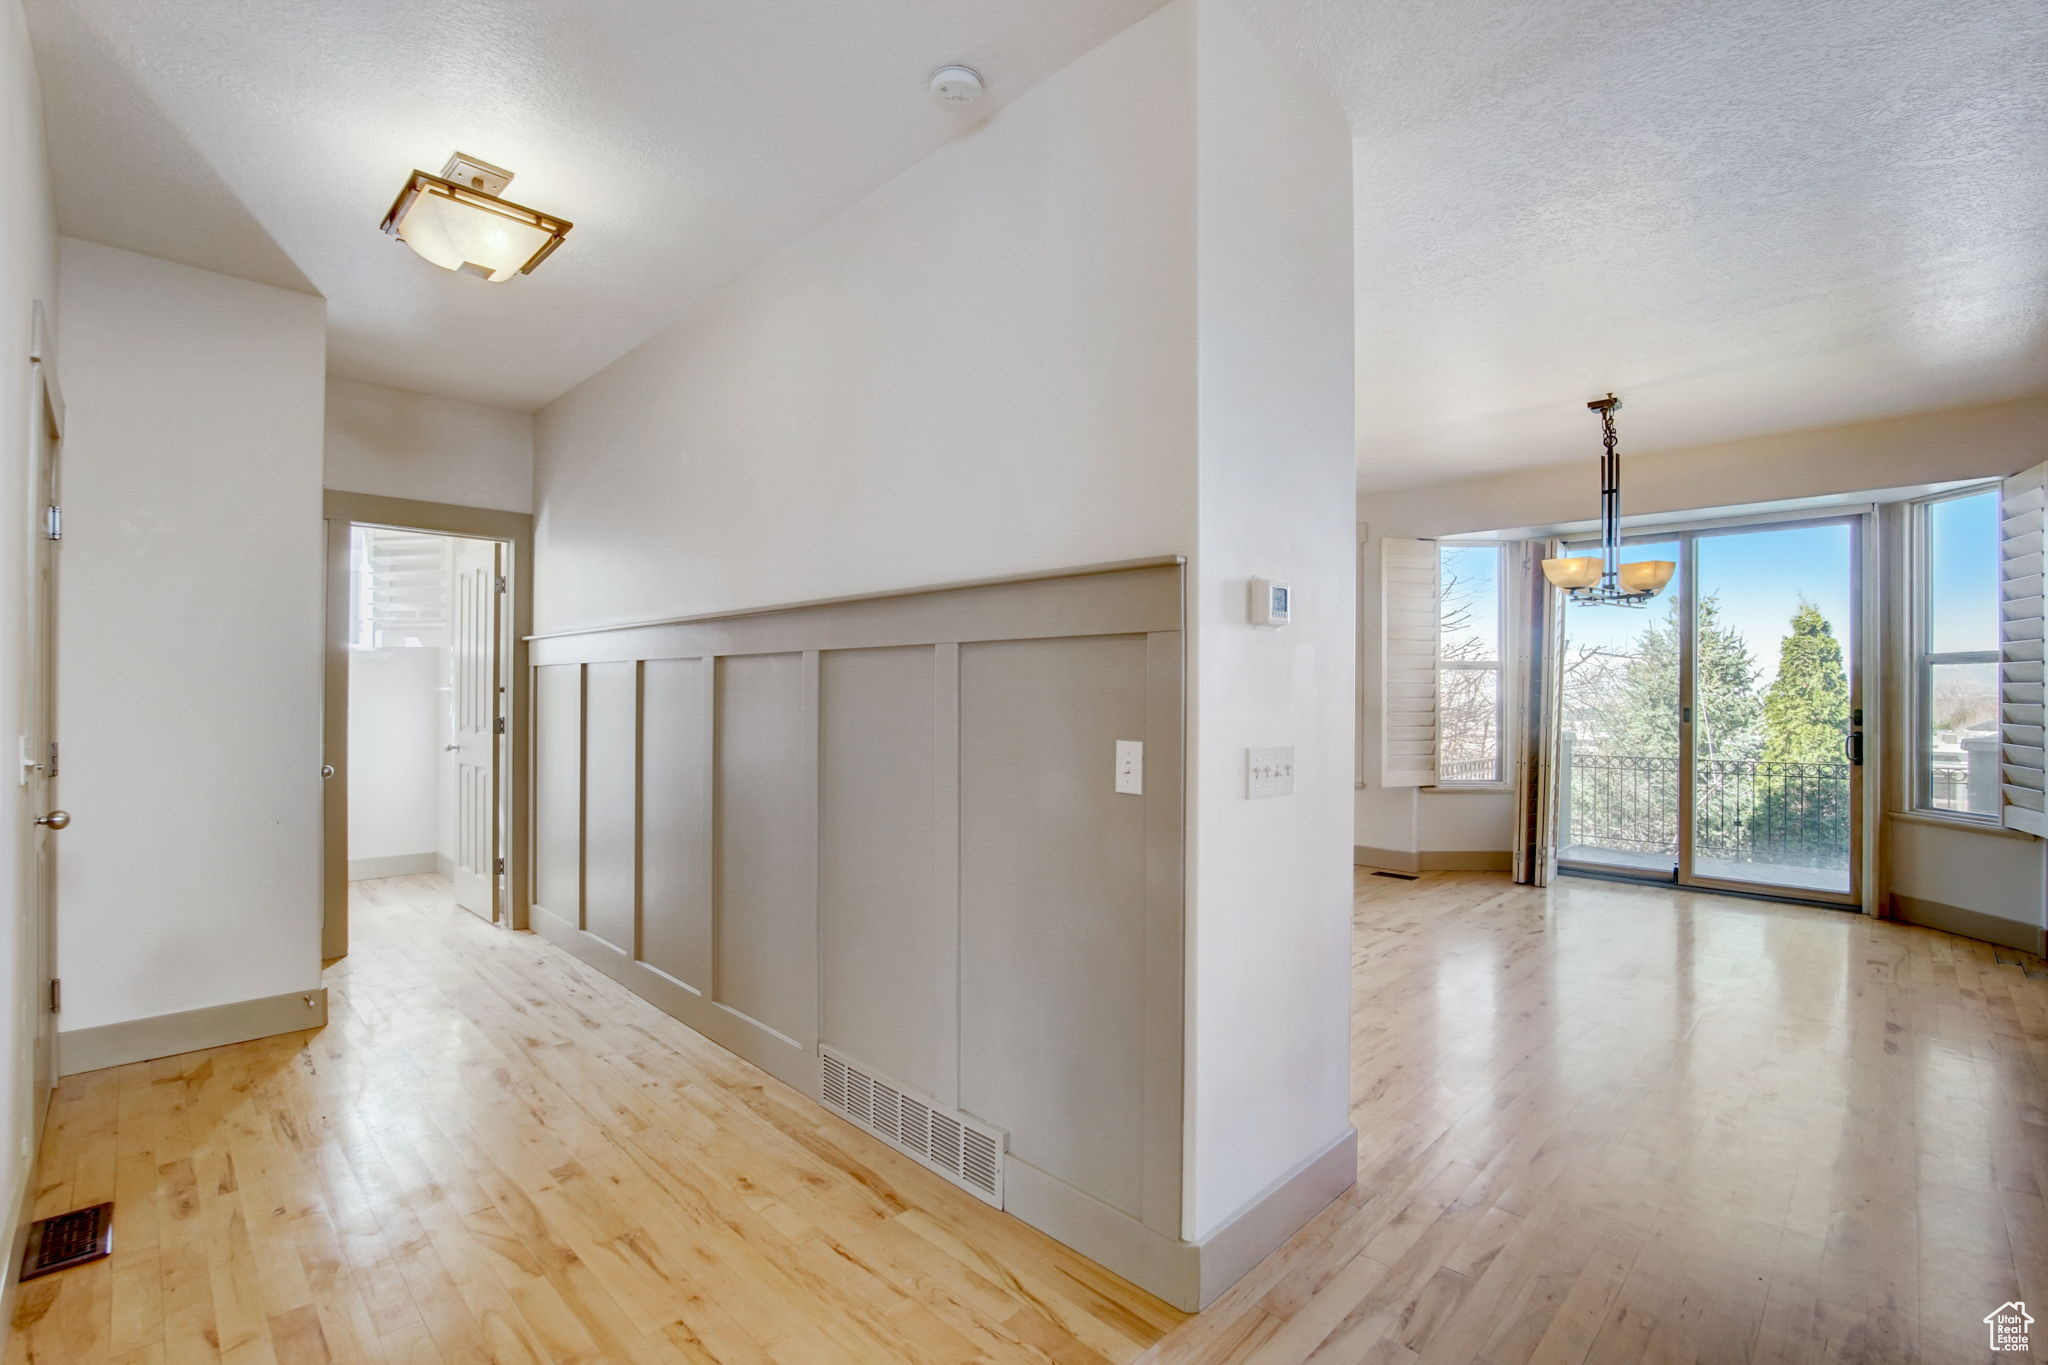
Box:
34 811 68 830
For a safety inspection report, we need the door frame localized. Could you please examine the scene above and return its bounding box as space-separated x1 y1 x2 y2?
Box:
1553 509 1876 909
322 491 534 957
23 302 63 1128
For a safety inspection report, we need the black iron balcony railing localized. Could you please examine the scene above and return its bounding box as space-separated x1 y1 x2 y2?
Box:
1928 766 1970 811
1562 751 1852 869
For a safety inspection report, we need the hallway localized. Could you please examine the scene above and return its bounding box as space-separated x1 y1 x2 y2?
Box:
11 877 1181 1363
10 870 2047 1362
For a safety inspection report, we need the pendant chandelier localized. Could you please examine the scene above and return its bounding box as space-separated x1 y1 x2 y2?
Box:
1540 393 1675 606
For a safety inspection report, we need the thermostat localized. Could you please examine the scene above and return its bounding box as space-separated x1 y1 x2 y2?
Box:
1250 578 1290 627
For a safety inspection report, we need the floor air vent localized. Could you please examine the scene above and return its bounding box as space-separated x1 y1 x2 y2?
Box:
20 1203 113 1281
820 1047 1005 1206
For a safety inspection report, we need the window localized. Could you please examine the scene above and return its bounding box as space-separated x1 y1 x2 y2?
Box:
1913 487 2000 819
349 525 450 650
1437 543 1505 784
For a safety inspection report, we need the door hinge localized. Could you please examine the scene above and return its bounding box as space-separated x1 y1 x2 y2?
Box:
47 741 57 780
495 857 506 876
495 575 508 594
48 979 59 1013
494 716 506 736
44 505 60 542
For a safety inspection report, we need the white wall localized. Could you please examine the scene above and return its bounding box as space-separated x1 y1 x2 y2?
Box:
56 237 326 1032
532 0 1358 1266
1356 394 2048 540
347 647 442 866
531 2 1197 633
0 0 57 1297
326 376 533 514
1183 0 1355 1240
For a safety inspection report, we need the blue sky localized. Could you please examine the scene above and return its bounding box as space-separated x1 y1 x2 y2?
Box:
1560 523 1855 689
1929 489 1998 655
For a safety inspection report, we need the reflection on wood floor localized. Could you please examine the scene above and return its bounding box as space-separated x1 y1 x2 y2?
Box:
10 867 2047 1362
8 875 1181 1364
1149 869 2048 1364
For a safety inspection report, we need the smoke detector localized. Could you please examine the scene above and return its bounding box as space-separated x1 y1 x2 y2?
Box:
929 66 984 105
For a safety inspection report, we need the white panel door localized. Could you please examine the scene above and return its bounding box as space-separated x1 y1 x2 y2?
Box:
449 538 502 919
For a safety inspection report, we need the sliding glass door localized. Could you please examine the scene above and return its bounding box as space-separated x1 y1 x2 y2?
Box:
1556 516 1861 903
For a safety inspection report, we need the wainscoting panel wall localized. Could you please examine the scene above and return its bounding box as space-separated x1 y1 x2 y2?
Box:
533 664 583 924
819 645 941 1099
712 650 816 1049
639 657 712 991
582 661 640 956
960 634 1151 1220
527 561 1187 1259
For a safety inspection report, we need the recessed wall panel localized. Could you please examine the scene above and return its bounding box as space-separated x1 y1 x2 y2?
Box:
714 652 814 1042
959 634 1150 1216
534 664 583 925
641 657 711 991
819 646 937 1094
583 661 640 954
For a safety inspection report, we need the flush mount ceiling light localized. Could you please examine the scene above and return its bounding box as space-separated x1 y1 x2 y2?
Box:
379 152 572 282
1540 394 1676 607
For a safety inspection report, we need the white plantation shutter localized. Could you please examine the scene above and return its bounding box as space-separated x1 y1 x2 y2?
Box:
354 527 450 649
1380 538 1439 786
2001 462 2047 836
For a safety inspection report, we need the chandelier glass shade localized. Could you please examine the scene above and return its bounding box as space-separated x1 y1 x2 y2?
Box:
1540 393 1674 607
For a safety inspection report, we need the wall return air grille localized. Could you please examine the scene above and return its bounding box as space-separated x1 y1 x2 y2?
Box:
819 1047 1005 1206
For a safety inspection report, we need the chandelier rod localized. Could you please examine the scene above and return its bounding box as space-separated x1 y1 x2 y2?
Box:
1591 393 1621 590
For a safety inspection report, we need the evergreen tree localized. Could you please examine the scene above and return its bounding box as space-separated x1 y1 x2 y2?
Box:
1575 593 1761 860
1754 600 1850 865
1760 601 1850 764
1603 593 1761 761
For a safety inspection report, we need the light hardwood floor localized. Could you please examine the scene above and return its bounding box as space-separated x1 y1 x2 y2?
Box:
11 869 2047 1363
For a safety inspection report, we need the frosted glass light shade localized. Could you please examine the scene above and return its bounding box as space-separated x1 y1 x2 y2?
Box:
1617 559 1675 595
1541 556 1602 590
381 172 571 282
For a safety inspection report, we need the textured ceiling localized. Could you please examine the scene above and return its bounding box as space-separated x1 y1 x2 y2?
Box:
28 0 2048 476
25 0 1169 410
1231 0 2048 488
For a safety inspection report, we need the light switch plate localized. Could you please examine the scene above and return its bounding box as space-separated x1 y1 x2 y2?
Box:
1115 740 1144 795
1248 746 1295 799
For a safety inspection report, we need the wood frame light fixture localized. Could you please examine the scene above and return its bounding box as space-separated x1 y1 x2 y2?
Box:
380 152 572 282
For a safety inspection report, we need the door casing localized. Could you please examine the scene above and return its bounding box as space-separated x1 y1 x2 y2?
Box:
321 492 534 957
24 302 62 1130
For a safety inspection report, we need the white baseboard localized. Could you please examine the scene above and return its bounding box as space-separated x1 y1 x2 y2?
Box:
535 899 1355 1311
1355 845 1511 873
349 852 438 880
1893 893 2047 957
58 989 328 1076
0 1146 33 1358
960 1129 1356 1312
